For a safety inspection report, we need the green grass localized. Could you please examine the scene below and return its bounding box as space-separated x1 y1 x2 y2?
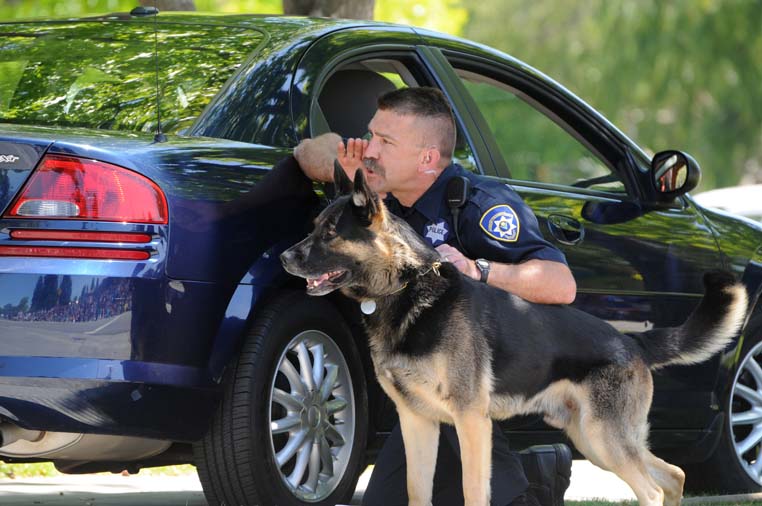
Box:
0 461 60 479
0 461 197 479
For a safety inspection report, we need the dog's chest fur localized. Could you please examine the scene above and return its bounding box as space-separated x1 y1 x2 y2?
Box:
372 351 465 423
359 271 491 423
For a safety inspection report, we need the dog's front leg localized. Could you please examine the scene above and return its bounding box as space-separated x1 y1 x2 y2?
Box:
398 406 440 506
453 412 492 506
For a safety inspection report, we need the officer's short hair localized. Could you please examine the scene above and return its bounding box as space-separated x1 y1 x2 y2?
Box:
377 87 456 160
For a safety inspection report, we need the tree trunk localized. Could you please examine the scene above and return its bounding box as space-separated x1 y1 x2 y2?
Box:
283 0 374 20
139 0 196 11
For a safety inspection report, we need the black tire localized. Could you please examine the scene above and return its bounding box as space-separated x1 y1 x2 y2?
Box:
193 291 368 506
684 338 762 494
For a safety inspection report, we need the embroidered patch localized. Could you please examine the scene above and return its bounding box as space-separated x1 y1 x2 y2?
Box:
480 205 520 242
424 219 449 246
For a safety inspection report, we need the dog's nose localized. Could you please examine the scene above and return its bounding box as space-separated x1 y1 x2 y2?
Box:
280 249 294 267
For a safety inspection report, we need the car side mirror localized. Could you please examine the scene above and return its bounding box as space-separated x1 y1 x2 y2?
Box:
650 150 701 201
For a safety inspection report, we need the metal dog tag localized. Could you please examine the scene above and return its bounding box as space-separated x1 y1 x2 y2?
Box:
360 300 377 315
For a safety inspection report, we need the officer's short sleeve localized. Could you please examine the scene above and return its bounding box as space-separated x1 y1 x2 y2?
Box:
459 182 567 265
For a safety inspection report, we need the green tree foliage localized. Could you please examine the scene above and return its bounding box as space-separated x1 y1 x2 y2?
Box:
2 0 758 189
462 0 762 190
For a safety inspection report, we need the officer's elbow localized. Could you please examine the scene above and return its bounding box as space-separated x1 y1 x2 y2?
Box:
557 285 576 305
544 265 576 305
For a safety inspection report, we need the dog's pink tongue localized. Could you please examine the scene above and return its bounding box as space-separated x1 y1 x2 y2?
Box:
307 273 331 288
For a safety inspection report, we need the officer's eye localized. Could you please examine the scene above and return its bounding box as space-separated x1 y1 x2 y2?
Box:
362 132 372 141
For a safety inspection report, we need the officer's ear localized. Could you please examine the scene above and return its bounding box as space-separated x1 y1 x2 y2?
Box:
333 161 354 195
418 147 441 173
351 168 380 226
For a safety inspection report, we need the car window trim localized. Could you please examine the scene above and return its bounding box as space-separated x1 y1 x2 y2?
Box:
292 33 493 177
433 48 648 201
416 46 508 178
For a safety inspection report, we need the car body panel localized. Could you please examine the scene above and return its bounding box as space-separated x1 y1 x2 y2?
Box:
0 15 760 475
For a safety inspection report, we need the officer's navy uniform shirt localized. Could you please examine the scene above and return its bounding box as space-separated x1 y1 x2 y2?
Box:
384 163 568 266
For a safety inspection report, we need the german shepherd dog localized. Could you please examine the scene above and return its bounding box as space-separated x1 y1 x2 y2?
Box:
280 167 748 506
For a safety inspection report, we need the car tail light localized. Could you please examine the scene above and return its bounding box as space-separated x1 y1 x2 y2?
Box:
0 246 150 260
4 155 168 224
8 230 152 243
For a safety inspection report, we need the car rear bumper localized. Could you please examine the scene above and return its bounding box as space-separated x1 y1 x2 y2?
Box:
0 262 232 441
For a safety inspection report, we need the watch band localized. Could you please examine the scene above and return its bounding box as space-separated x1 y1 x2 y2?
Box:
475 258 490 283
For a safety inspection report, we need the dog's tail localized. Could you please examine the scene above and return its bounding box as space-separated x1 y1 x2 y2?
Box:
630 271 748 369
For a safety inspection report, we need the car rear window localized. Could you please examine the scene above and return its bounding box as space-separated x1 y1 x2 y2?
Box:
0 19 265 133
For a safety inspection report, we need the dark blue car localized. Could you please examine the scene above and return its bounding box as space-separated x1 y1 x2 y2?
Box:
1 12 761 506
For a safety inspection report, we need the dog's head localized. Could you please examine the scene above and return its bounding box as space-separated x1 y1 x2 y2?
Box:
281 164 427 298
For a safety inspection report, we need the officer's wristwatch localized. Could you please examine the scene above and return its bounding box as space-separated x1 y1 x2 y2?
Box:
474 258 490 283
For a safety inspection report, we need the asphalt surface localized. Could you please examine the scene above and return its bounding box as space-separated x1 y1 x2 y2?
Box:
0 462 758 505
0 461 637 505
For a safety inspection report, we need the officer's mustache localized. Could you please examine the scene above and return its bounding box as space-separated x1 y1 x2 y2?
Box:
363 158 385 177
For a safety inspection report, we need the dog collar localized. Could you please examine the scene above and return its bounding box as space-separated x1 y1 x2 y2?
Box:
359 262 442 315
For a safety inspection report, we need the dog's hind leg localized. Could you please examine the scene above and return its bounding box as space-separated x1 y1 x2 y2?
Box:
570 419 664 506
644 452 685 506
560 387 662 503
398 406 440 506
453 410 492 506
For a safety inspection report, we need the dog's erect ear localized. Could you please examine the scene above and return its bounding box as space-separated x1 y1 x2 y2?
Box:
351 168 380 226
333 160 353 195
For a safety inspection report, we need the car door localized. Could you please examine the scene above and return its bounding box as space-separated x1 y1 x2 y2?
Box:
416 42 726 437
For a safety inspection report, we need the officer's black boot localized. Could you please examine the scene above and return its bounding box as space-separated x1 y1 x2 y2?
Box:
518 444 572 506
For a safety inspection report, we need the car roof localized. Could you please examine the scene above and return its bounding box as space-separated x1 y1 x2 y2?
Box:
0 12 386 33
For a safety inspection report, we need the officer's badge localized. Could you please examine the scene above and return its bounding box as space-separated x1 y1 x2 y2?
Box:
480 205 520 242
424 219 449 246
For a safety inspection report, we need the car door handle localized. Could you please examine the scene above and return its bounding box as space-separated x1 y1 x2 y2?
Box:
547 214 584 245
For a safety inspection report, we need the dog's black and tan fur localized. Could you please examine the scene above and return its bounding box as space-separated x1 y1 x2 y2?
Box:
280 167 749 506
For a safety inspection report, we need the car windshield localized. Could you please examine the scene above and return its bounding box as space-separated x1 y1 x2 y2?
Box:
0 18 265 133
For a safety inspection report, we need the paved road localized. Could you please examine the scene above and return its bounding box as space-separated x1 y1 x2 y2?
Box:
3 462 761 505
0 461 638 505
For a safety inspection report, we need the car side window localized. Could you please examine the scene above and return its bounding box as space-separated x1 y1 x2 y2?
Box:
316 59 478 174
456 69 625 193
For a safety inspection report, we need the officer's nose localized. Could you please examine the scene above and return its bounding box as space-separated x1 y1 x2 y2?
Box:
364 137 381 159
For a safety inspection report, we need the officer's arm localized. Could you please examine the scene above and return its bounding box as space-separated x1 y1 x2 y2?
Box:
480 258 576 304
441 185 577 305
293 132 365 182
437 244 576 305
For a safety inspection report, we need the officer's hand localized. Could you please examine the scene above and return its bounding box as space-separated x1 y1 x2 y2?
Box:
337 138 368 178
435 244 480 280
294 133 342 182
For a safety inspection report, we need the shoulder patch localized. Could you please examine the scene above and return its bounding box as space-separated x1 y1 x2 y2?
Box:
480 205 520 242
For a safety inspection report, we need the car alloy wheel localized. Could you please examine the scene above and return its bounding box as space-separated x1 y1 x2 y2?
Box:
730 340 762 486
268 329 356 502
193 292 367 506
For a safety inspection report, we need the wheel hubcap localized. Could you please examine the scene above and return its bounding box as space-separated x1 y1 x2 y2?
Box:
268 330 355 502
730 340 762 486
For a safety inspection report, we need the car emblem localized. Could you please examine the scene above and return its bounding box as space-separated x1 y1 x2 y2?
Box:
0 155 20 163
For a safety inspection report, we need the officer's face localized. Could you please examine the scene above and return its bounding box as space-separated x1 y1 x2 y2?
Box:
363 109 425 194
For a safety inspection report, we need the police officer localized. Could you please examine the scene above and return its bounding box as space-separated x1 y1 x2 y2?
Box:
296 87 575 506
